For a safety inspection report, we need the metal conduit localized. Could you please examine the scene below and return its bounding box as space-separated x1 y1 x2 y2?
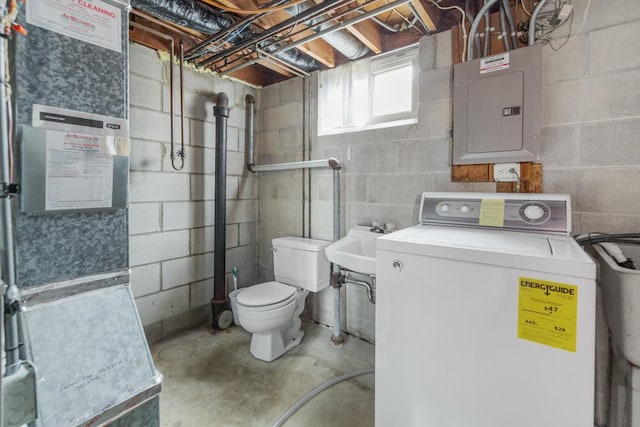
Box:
468 0 500 61
499 1 511 51
184 0 289 60
529 0 550 46
483 0 491 57
198 0 351 68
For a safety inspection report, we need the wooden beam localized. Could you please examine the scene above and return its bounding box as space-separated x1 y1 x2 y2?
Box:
199 0 337 68
410 0 438 32
346 20 382 54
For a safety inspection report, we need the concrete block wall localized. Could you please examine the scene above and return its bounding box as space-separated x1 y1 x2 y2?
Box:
540 0 640 234
128 43 258 342
255 78 306 283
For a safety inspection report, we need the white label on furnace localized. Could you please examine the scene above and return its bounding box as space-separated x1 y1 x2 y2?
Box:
480 53 510 74
27 0 122 53
45 130 114 211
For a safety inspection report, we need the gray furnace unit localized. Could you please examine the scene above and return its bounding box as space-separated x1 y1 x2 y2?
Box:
452 45 542 165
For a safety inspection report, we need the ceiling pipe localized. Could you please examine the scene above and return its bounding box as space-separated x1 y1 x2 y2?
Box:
131 0 319 72
269 0 412 58
502 0 518 48
286 1 369 60
498 0 510 51
184 0 290 60
198 0 351 68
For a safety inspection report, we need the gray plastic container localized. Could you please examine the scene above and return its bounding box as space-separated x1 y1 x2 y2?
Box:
594 243 640 365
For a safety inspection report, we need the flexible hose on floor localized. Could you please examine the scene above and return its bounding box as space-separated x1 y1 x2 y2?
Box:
271 367 375 427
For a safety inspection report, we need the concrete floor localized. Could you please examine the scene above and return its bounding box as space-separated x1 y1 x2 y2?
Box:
151 321 375 427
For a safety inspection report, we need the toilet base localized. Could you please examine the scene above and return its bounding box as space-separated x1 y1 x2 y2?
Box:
250 328 304 362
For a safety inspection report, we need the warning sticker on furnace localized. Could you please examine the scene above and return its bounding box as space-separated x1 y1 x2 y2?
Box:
517 277 578 352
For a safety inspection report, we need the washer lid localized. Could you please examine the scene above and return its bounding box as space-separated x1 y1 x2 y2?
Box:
237 281 296 307
378 225 596 279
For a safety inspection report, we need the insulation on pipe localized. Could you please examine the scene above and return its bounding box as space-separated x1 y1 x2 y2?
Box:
284 1 369 60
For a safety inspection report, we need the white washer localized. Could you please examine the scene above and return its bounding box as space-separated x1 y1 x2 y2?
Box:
376 192 596 427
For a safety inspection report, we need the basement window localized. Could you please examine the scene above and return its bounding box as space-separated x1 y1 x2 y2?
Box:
318 46 418 135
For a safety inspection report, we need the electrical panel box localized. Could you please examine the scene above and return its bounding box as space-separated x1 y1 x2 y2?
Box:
453 45 542 165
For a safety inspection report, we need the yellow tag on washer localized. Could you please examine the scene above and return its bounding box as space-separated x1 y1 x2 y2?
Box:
479 198 505 227
518 277 578 352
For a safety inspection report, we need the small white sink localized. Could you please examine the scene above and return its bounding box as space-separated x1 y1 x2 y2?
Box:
325 226 380 275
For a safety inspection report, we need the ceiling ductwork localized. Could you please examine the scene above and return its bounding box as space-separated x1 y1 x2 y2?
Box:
131 0 319 72
286 1 369 60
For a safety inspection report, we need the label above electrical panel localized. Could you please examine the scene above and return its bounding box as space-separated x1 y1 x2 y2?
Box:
480 52 510 74
517 277 578 352
45 130 114 211
26 0 122 53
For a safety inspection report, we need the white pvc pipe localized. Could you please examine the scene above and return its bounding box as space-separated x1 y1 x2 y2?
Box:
251 158 341 172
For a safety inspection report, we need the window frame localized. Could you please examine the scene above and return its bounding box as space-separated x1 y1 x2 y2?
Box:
317 45 418 136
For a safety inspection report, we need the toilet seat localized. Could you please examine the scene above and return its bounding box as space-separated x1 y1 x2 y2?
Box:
236 281 296 310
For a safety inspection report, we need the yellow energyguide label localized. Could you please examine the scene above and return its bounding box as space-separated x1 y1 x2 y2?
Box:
517 277 578 352
479 198 505 227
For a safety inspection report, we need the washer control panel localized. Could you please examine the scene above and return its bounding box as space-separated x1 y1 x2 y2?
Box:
419 192 570 235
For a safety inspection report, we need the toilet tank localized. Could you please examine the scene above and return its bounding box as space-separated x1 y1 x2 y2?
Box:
272 237 331 292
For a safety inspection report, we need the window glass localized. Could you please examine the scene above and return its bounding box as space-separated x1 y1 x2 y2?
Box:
318 46 418 135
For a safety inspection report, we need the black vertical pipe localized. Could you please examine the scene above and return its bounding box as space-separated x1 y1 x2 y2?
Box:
211 92 229 328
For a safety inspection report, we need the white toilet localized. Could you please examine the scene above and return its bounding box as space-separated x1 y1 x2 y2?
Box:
236 236 330 362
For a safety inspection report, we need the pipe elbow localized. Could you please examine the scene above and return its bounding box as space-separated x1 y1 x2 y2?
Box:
216 92 229 107
328 157 342 171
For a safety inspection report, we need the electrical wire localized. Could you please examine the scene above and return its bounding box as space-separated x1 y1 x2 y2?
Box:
575 232 640 246
521 0 532 16
547 8 573 51
203 0 308 15
568 0 591 42
428 0 467 63
271 367 375 427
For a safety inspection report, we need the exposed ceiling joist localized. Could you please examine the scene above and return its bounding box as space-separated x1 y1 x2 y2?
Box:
410 0 438 32
128 0 505 87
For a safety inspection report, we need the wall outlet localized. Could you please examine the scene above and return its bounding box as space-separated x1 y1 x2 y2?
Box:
494 163 520 182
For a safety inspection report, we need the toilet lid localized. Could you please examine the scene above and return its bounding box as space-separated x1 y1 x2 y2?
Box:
237 281 296 307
